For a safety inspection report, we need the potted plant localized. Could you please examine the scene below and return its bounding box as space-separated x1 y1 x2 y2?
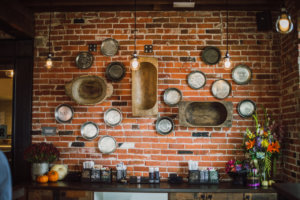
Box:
225 159 248 185
24 142 60 181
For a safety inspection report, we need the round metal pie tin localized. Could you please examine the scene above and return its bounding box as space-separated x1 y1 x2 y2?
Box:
105 62 126 82
163 88 182 107
237 99 256 118
75 52 94 69
100 38 119 56
201 46 221 65
155 116 174 136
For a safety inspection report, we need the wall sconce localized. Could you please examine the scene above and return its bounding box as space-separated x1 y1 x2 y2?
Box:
130 0 140 70
275 7 293 34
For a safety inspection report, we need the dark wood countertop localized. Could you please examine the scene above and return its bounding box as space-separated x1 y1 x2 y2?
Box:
273 183 300 200
24 181 276 193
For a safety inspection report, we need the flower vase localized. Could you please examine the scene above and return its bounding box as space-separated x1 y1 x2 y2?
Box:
31 162 49 181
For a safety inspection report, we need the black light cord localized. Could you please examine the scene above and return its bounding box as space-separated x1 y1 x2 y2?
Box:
226 2 228 53
48 11 52 55
134 0 137 54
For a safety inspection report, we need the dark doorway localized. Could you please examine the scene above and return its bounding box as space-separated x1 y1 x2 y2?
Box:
0 39 33 184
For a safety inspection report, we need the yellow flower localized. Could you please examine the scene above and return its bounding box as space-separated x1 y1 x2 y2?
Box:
246 128 255 139
261 139 269 148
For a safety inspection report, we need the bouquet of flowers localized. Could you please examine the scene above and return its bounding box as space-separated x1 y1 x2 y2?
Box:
24 142 60 163
225 159 244 173
243 108 284 178
225 159 249 185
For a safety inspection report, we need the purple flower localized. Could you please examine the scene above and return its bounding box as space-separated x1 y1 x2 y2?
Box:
256 137 262 148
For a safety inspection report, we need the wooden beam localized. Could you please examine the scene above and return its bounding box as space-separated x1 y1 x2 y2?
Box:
0 0 34 38
23 0 282 12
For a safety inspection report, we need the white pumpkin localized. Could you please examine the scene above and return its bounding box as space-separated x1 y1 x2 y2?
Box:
51 164 68 180
261 180 269 187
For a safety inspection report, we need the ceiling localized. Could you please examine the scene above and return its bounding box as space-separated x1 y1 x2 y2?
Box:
20 0 283 12
0 0 298 39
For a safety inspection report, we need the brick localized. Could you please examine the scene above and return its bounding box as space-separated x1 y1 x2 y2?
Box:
32 9 286 179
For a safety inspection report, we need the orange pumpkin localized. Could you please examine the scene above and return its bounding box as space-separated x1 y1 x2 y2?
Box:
47 170 59 182
36 175 48 183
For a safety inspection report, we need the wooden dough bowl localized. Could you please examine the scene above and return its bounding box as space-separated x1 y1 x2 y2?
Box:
132 57 158 116
65 75 113 105
179 101 233 127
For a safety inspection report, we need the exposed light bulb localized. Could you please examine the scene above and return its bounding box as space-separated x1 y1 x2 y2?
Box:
279 17 289 32
224 52 231 70
276 8 293 34
45 53 53 69
5 70 14 78
130 54 140 70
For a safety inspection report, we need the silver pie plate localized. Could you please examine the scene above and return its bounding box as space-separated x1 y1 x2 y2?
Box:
55 104 74 123
163 88 182 107
237 99 256 118
105 62 126 82
98 135 117 154
75 52 94 69
211 79 231 99
80 121 99 140
100 38 119 56
187 71 206 89
232 64 252 85
155 116 174 136
104 108 122 127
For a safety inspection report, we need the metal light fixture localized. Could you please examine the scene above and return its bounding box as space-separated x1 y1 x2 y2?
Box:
275 3 293 34
130 0 140 70
224 4 231 70
173 1 195 8
45 11 53 69
5 70 14 78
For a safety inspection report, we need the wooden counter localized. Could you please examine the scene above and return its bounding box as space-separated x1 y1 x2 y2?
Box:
273 183 300 200
24 181 277 200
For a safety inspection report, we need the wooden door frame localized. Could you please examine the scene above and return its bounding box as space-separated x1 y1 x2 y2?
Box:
0 39 33 184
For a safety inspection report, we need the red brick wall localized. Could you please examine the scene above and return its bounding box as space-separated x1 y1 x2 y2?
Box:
32 10 281 179
280 0 300 182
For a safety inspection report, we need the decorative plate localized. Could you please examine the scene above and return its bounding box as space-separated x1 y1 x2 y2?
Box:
55 104 74 123
80 121 99 140
232 64 252 85
98 136 117 154
163 88 182 107
201 46 221 65
100 38 119 56
104 108 122 127
237 99 256 118
75 52 94 69
211 79 231 99
105 62 126 82
155 116 174 136
187 71 206 89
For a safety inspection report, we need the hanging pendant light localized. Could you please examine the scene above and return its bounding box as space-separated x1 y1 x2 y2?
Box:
130 0 140 70
224 5 231 70
45 11 53 69
275 3 293 34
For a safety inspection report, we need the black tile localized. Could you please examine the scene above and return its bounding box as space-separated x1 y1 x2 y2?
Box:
192 132 209 137
71 142 85 147
178 150 193 154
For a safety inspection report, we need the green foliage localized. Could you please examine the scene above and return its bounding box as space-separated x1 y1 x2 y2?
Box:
264 153 272 177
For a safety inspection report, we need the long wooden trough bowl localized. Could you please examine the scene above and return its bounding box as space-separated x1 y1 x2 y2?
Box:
179 101 233 127
132 57 158 116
